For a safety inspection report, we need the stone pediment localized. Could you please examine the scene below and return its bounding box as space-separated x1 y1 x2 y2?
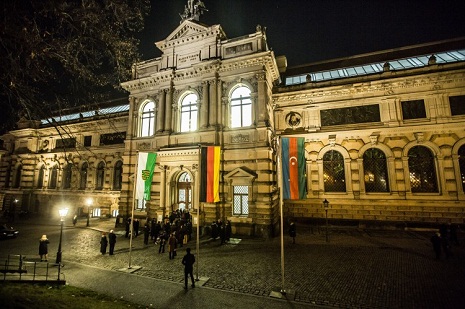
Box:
224 166 257 185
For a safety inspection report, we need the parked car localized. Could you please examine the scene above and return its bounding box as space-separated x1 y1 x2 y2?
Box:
0 224 19 239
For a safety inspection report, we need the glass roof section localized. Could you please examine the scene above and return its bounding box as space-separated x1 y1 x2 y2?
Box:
41 104 129 125
285 49 465 86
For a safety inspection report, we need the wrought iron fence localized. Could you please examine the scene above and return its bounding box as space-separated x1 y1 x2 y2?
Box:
1 254 65 284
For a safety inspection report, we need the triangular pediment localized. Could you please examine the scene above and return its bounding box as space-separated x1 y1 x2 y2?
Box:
224 166 257 181
166 20 209 41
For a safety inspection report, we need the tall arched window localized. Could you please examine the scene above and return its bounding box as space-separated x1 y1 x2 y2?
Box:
37 165 45 188
48 165 58 189
140 101 156 137
177 172 192 210
323 150 346 192
230 86 252 128
80 162 88 190
459 145 465 192
96 161 105 190
113 161 123 190
63 163 72 189
180 93 198 132
13 165 22 188
363 148 389 192
408 146 438 193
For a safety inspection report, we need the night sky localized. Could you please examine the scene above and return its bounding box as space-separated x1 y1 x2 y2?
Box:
139 0 465 67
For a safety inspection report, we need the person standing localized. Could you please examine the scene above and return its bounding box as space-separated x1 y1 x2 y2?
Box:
100 232 108 255
143 223 150 245
225 220 232 242
39 234 50 262
108 230 117 255
182 247 196 289
134 218 140 237
125 218 131 238
168 233 177 260
72 215 78 226
289 221 296 244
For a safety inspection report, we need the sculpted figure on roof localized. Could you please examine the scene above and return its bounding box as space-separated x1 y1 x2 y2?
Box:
180 0 208 22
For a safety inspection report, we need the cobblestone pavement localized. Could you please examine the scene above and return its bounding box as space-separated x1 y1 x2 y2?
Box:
5 218 465 308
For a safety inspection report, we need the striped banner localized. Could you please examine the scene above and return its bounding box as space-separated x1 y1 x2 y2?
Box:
200 146 220 203
281 137 306 200
136 152 157 201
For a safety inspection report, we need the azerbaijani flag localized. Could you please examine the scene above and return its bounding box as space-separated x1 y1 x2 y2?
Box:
200 146 220 203
136 152 157 201
281 137 306 200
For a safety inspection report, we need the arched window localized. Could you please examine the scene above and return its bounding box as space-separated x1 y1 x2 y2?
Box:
180 93 198 132
177 172 192 210
37 165 45 188
63 163 72 189
408 146 438 193
13 165 22 188
96 161 105 190
48 165 58 189
113 161 123 190
459 145 465 192
363 148 389 192
140 101 156 137
323 150 346 192
230 86 252 128
80 162 88 190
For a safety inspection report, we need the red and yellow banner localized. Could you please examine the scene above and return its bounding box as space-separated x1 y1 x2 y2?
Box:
200 146 220 203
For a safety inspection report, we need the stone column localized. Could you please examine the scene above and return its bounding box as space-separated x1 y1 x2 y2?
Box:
165 88 173 132
200 81 209 128
256 73 267 126
209 80 217 126
216 80 223 127
157 89 165 133
127 97 136 139
159 165 166 215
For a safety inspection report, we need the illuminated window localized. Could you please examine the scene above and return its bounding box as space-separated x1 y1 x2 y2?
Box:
113 161 123 190
233 186 249 216
48 165 58 189
140 101 156 137
63 164 72 189
95 162 105 190
230 86 252 128
323 150 346 192
408 146 438 193
363 148 389 192
80 162 88 190
37 165 45 188
458 145 465 192
177 172 192 210
180 93 198 132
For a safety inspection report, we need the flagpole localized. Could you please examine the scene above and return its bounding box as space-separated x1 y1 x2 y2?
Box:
128 151 139 269
196 144 201 281
277 136 286 294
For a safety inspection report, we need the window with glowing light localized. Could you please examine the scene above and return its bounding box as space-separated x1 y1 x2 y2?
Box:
180 93 198 132
323 150 346 192
230 86 252 128
177 172 192 210
408 146 438 193
140 101 156 137
363 148 389 192
233 186 249 216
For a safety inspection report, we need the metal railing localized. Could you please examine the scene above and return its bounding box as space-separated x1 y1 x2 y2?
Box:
1 254 65 284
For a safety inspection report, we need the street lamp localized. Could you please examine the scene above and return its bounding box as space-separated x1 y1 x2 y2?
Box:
55 208 69 266
86 198 92 227
323 199 329 242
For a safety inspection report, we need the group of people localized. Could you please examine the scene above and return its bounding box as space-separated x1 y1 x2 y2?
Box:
210 219 232 244
430 222 460 259
99 230 117 255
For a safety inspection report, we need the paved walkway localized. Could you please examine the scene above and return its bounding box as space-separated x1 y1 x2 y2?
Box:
66 217 465 308
4 217 465 308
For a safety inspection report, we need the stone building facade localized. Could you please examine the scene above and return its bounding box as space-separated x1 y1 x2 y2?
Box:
1 2 464 234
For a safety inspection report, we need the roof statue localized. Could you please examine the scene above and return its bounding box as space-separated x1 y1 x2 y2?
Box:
180 0 208 23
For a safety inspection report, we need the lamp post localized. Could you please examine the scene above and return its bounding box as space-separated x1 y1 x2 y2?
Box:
323 199 329 242
55 208 69 266
86 198 92 227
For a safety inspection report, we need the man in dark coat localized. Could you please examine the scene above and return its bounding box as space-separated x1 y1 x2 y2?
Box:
182 247 196 289
100 232 108 255
108 230 117 255
125 218 131 238
143 224 150 245
133 219 140 237
289 221 296 244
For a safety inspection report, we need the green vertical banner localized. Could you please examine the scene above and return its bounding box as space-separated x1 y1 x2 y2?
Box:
136 152 157 201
